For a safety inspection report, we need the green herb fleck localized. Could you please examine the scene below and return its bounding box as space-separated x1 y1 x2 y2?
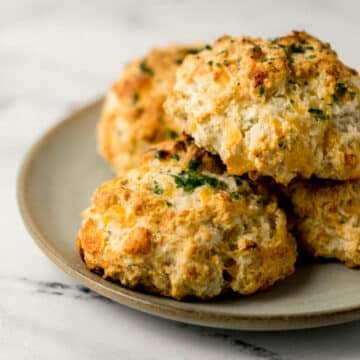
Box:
252 44 262 59
121 179 128 185
153 181 164 195
289 43 307 54
154 150 168 159
308 108 329 120
282 43 308 65
288 79 297 91
253 44 262 53
171 153 180 161
334 83 347 99
165 200 173 207
140 60 154 77
186 47 202 55
172 170 227 192
188 159 202 171
204 44 212 50
175 58 183 65
259 86 265 95
168 129 179 139
133 93 139 104
332 82 355 102
234 177 244 186
207 60 213 66
229 191 241 200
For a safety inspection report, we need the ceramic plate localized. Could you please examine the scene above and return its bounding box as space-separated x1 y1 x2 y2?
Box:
18 98 360 331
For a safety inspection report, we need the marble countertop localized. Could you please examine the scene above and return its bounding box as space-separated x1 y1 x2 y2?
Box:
1 1 360 358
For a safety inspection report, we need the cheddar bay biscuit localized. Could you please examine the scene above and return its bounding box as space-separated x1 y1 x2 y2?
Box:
287 179 360 267
98 44 205 173
78 137 297 299
165 31 360 184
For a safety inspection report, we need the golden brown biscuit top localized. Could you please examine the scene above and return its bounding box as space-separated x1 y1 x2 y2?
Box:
165 31 360 184
111 44 206 142
175 31 358 112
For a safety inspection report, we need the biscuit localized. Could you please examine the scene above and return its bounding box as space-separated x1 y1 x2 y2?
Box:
97 44 205 173
165 31 360 184
287 179 360 267
78 137 297 299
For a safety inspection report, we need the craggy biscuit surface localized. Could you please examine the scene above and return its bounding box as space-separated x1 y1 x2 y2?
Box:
78 137 296 299
98 44 206 173
288 179 360 267
165 31 360 184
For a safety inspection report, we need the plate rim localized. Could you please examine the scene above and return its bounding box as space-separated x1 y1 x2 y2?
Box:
17 97 360 331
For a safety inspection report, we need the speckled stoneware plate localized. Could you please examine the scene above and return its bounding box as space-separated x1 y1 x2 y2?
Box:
18 98 360 331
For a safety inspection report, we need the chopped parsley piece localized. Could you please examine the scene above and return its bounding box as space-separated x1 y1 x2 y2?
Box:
153 181 164 195
207 60 213 66
165 200 173 207
186 47 203 55
188 159 202 171
282 43 309 65
171 153 180 161
235 177 244 186
259 86 265 95
175 58 183 65
253 44 262 53
288 79 297 90
140 60 154 77
229 191 241 200
279 141 285 149
133 93 139 104
288 43 307 54
335 82 347 98
332 82 355 102
154 150 168 159
252 44 262 59
121 179 128 185
204 44 212 50
172 170 227 192
308 108 329 120
168 129 179 139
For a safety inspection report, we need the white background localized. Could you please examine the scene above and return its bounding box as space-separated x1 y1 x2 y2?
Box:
1 1 360 359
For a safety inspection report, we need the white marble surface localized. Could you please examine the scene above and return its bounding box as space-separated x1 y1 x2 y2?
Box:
1 0 360 358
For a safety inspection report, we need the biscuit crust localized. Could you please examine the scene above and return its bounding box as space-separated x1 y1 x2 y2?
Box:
288 179 360 267
78 138 297 299
165 31 360 184
98 44 204 173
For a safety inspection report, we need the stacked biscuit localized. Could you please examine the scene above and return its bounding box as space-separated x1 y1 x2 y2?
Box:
77 31 360 300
